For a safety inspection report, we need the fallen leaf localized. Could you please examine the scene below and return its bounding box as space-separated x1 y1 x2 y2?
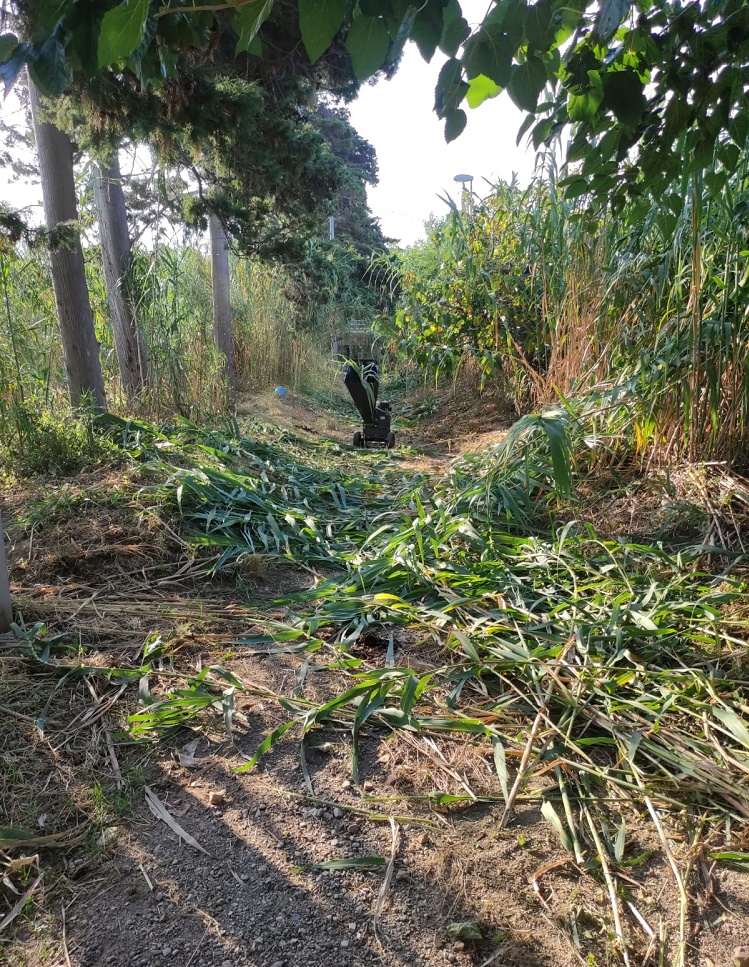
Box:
145 786 211 857
0 874 43 933
178 738 205 769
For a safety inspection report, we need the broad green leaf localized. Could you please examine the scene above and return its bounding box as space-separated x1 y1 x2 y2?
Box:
663 94 692 142
29 35 70 95
299 0 347 64
525 0 554 49
98 0 150 68
246 34 262 56
235 0 274 55
568 90 601 124
346 15 390 80
603 69 645 127
434 57 466 118
466 73 501 109
35 0 70 30
462 29 513 87
0 33 17 59
507 56 547 113
0 35 25 94
444 107 467 142
595 0 632 43
729 113 749 148
562 175 589 199
439 0 470 57
410 0 445 62
718 142 740 172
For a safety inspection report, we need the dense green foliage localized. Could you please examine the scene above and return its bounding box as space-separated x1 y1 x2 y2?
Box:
76 71 343 260
4 0 749 204
385 138 749 463
388 182 545 384
0 234 367 473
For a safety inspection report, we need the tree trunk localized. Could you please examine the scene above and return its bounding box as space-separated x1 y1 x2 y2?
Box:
209 213 236 395
29 79 106 410
94 155 149 403
0 510 12 632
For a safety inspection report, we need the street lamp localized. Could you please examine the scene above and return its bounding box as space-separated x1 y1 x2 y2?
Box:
453 173 473 211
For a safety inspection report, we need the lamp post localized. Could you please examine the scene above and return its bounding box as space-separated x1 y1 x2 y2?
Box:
453 173 474 212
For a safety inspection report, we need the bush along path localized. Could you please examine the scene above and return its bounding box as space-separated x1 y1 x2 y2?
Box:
3 400 749 967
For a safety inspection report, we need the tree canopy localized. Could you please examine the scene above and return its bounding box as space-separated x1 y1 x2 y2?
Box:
3 0 749 204
6 0 385 263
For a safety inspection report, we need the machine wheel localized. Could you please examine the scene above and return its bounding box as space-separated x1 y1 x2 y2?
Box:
353 431 363 448
386 432 396 449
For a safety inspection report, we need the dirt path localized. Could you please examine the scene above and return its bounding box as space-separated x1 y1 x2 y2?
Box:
2 390 747 967
236 382 514 462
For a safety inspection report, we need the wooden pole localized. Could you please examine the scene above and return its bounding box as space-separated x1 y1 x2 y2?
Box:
0 509 12 632
208 213 236 395
95 156 149 402
29 77 106 410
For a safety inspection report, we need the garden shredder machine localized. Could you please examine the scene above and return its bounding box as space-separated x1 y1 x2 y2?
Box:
344 359 395 449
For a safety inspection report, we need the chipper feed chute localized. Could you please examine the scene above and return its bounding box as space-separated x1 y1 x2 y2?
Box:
344 359 395 449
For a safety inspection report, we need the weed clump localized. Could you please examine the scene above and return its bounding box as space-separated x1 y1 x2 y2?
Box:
0 406 123 479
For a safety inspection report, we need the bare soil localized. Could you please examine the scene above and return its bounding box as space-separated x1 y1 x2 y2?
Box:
1 389 748 967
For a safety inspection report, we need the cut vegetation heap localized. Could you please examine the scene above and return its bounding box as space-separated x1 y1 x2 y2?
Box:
4 396 748 965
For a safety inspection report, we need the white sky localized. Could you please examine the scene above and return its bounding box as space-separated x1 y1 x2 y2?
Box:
349 41 538 246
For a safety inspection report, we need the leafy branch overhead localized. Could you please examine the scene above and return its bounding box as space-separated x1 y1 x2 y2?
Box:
3 0 749 201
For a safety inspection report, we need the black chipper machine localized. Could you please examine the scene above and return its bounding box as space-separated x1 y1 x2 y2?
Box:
344 359 395 449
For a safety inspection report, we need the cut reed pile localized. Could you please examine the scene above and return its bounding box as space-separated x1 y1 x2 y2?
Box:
4 400 749 963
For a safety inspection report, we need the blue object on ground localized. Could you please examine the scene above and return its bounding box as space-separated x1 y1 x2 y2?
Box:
274 386 287 399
